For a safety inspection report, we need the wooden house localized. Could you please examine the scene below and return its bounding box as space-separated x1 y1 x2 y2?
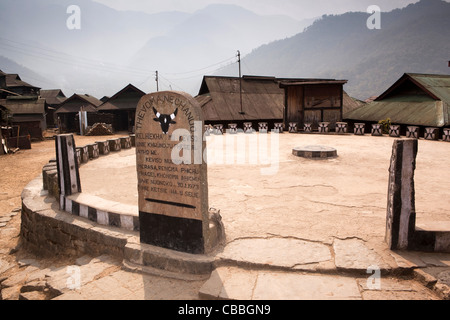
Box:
280 79 348 129
55 94 102 133
0 70 40 98
97 84 146 132
40 89 67 128
344 73 450 134
196 75 351 130
0 96 47 140
196 75 286 129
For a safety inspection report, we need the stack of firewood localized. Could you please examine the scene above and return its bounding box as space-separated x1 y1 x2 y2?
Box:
85 123 114 136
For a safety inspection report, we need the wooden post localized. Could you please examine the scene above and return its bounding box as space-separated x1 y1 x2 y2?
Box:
56 134 81 210
0 129 4 155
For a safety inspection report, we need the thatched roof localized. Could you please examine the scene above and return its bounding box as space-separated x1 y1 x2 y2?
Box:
55 94 101 114
40 89 67 106
97 84 146 111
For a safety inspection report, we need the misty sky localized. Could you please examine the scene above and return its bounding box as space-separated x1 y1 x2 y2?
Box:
93 0 422 19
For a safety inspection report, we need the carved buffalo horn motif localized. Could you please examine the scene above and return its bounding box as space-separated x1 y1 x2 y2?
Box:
153 107 178 134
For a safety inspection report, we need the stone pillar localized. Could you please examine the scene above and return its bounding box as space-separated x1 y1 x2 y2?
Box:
385 139 418 250
55 134 81 210
136 91 223 254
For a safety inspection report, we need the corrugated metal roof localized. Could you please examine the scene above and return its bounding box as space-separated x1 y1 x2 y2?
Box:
408 73 450 105
345 73 450 127
196 76 285 122
345 101 449 127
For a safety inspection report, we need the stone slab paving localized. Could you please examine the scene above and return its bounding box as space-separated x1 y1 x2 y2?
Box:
199 266 440 300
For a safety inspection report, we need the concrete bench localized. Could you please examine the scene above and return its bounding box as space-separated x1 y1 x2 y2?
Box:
96 141 110 155
354 123 366 136
214 124 224 135
389 125 401 138
318 122 330 133
204 125 212 137
406 126 419 139
243 122 254 134
289 122 298 133
87 143 100 159
120 136 132 149
371 124 382 136
258 122 268 134
336 122 348 134
228 123 238 134
303 123 313 133
108 139 122 152
443 128 450 142
424 127 439 141
129 134 136 147
78 146 89 164
274 123 284 133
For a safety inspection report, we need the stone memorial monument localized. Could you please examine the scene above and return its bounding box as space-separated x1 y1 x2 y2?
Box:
135 91 222 255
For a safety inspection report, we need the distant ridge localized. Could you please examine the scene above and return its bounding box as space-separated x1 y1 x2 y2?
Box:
217 0 450 100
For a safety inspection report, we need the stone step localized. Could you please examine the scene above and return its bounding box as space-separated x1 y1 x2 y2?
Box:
123 241 215 279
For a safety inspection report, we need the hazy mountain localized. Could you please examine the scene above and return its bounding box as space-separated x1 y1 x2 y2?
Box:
0 1 313 97
0 55 58 90
130 4 315 94
0 0 191 97
218 0 450 100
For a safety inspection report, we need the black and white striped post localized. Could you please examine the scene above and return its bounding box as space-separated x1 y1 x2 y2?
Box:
56 134 81 210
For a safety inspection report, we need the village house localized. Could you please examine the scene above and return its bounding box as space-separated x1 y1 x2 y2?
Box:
40 89 67 128
0 70 47 143
344 73 450 136
97 84 146 132
55 93 102 133
195 75 360 132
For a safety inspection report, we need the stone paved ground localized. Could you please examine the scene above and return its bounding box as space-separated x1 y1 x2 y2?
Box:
1 132 450 300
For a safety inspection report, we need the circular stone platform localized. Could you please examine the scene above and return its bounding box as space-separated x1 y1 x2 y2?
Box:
292 145 338 159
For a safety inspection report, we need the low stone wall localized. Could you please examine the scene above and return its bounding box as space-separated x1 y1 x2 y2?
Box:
20 177 132 259
20 176 216 278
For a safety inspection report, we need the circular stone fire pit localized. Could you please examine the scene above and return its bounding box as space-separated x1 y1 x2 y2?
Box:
292 145 338 159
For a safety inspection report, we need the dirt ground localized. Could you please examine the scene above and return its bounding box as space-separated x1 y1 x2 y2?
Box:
0 133 129 268
1 131 450 300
